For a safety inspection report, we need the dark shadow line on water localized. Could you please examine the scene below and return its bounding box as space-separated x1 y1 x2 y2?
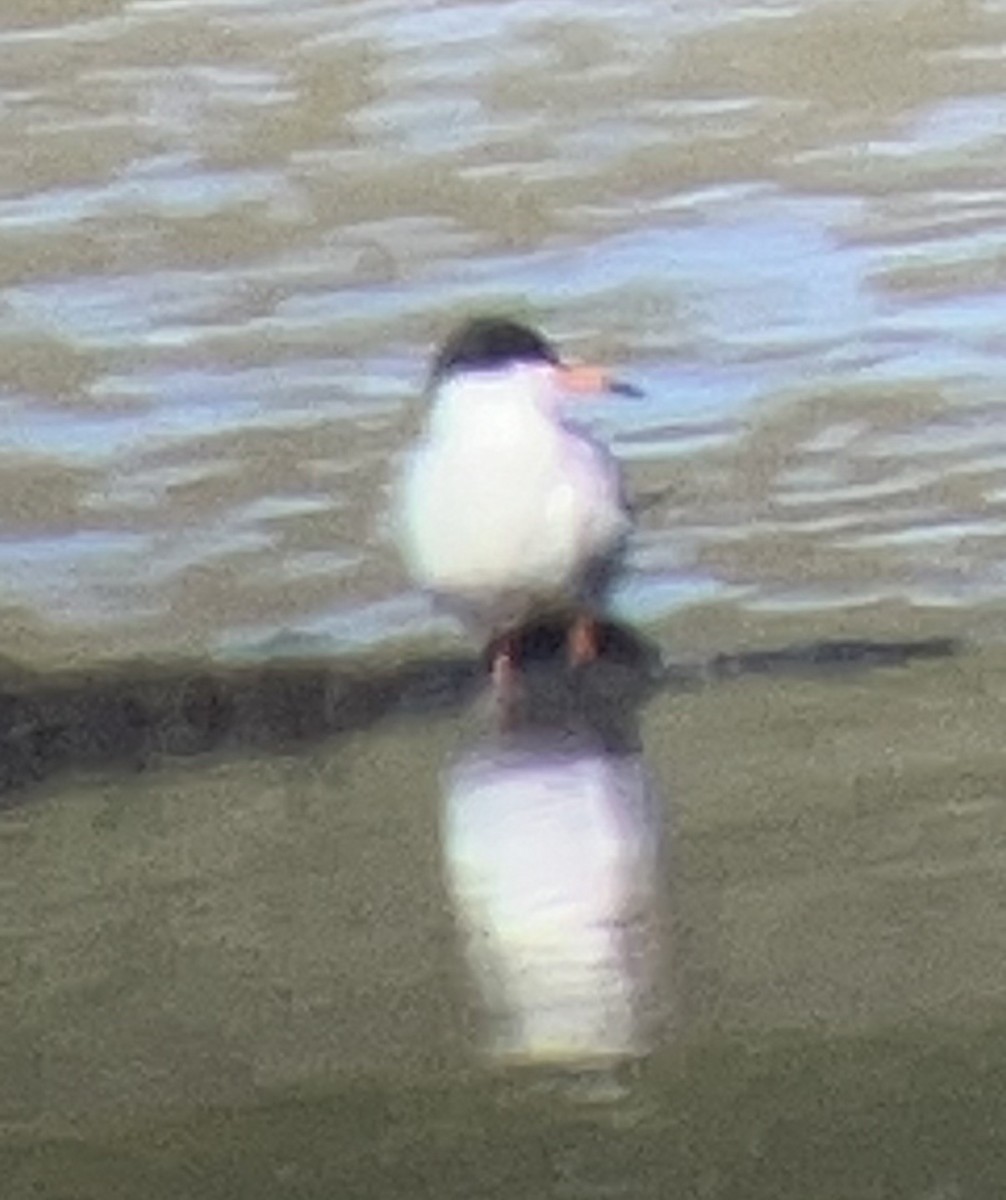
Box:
0 631 961 806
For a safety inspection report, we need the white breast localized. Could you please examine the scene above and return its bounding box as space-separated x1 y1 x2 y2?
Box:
396 372 628 618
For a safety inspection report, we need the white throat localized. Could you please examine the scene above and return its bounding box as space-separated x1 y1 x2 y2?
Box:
429 364 560 444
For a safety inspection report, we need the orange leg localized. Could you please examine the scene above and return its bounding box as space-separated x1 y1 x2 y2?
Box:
567 612 599 667
488 633 521 728
490 631 519 690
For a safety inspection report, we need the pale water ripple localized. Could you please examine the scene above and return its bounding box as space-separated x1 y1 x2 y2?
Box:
1 0 1005 663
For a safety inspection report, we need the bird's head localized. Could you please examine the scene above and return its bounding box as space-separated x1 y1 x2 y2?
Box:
429 316 641 409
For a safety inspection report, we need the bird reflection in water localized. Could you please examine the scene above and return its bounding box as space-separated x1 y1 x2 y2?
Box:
440 618 671 1070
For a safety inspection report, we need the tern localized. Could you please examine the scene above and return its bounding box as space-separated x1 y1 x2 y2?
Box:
395 316 638 683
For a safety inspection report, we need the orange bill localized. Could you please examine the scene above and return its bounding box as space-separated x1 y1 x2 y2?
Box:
556 362 643 398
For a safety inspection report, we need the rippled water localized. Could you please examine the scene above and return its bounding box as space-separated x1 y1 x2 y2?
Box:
4 1 1006 1196
3 0 1006 662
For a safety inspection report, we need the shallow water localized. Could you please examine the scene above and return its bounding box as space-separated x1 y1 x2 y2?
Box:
3 0 1006 1195
5 639 1006 1197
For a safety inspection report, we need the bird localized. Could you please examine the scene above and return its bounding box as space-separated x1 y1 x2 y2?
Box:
395 315 639 687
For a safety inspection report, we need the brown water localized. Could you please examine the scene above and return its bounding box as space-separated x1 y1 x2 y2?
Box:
3 0 1006 1195
3 0 1006 662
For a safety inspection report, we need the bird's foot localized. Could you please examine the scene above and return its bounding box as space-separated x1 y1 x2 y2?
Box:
488 633 521 726
567 613 600 667
491 635 518 691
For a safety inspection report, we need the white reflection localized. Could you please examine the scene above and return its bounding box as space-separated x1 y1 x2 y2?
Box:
440 625 668 1068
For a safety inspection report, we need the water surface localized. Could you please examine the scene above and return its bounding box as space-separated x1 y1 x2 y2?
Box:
2 0 1006 660
3 0 1006 1195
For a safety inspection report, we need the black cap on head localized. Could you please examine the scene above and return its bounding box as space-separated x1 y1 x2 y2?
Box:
429 316 560 385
